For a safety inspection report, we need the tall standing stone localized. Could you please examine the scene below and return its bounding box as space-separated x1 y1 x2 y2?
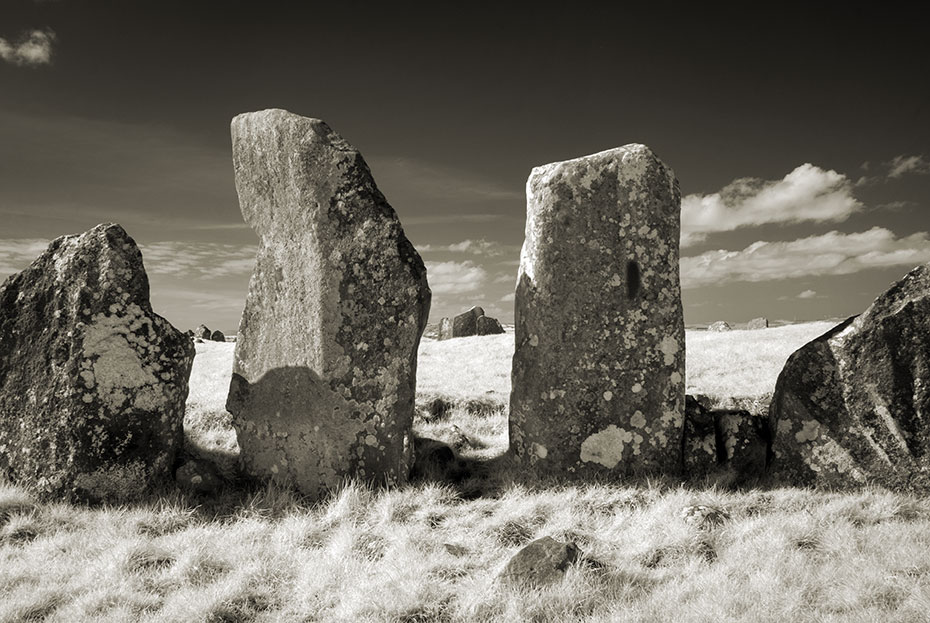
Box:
510 145 685 478
0 224 194 501
226 109 430 498
769 263 930 489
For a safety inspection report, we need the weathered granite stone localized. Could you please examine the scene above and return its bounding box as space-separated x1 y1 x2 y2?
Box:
510 144 685 478
708 321 731 332
175 458 223 494
683 395 718 478
0 224 194 501
193 324 211 340
210 330 225 342
226 109 430 499
499 536 581 586
438 317 453 340
769 263 930 489
747 317 769 330
683 395 770 481
453 306 484 337
476 315 505 336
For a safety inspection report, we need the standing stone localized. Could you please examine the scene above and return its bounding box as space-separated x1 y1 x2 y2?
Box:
210 329 225 342
453 306 484 337
226 109 430 498
193 324 211 339
0 224 194 501
438 317 453 341
708 321 731 332
747 317 768 330
769 263 930 489
476 315 505 336
510 144 685 478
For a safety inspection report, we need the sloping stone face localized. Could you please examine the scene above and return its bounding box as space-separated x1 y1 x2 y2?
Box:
769 263 930 489
438 317 453 340
226 109 430 499
476 315 504 336
438 306 505 340
510 144 685 479
0 224 193 501
453 306 484 337
747 317 768 330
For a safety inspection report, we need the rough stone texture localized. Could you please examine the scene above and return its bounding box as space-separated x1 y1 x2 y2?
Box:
510 144 685 478
499 536 581 586
438 317 453 340
747 317 769 330
683 395 770 481
193 324 211 340
0 223 194 501
226 109 430 499
210 330 225 342
453 306 484 337
708 321 731 332
769 263 930 489
476 315 505 336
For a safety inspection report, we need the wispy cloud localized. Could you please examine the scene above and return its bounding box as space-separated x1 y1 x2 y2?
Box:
403 213 508 226
0 238 257 281
886 154 930 179
797 289 818 299
370 157 523 203
681 227 930 288
0 29 55 66
681 164 861 246
500 292 515 302
418 238 517 257
424 260 487 294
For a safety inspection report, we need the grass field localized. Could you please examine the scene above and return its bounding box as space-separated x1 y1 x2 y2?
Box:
4 320 930 622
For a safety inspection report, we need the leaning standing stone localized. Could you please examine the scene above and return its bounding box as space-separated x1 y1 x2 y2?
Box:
0 224 194 501
510 145 685 478
226 109 430 498
769 263 930 489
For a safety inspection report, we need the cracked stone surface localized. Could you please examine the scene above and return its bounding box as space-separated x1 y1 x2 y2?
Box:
0 223 193 501
769 262 930 489
510 144 685 479
226 109 430 499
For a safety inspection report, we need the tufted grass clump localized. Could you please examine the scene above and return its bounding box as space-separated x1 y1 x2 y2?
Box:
5 320 930 621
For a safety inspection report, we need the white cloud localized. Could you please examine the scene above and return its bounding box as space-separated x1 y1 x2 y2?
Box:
424 260 487 294
680 164 862 246
0 238 52 278
500 292 515 302
797 289 818 299
0 29 55 66
418 238 515 256
140 242 256 278
681 227 930 288
886 155 930 179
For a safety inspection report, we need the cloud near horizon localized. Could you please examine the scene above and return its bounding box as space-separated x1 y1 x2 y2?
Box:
681 227 930 288
423 260 487 294
0 29 55 66
886 154 930 179
680 163 862 246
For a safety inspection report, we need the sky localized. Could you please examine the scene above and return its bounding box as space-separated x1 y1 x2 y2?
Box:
1 2 928 332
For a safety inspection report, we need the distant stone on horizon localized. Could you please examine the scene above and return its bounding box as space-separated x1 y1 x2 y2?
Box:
769 263 930 489
747 317 768 330
210 329 225 342
708 321 731 332
0 224 194 501
510 144 685 478
193 324 211 340
437 306 505 340
226 109 430 499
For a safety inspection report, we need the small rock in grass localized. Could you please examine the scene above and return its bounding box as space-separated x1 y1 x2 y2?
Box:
175 459 223 494
499 536 581 586
681 504 730 529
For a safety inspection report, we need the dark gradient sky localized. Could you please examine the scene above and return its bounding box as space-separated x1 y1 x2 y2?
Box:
2 2 928 331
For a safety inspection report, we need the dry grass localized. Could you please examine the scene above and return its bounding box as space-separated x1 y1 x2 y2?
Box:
6 319 930 622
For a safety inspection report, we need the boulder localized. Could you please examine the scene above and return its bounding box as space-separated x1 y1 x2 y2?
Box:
0 224 194 501
438 317 453 340
682 395 770 481
708 321 731 332
769 263 930 488
453 306 484 337
747 317 768 330
226 109 430 499
510 144 685 478
193 324 211 340
476 315 504 336
210 329 225 342
499 536 581 586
